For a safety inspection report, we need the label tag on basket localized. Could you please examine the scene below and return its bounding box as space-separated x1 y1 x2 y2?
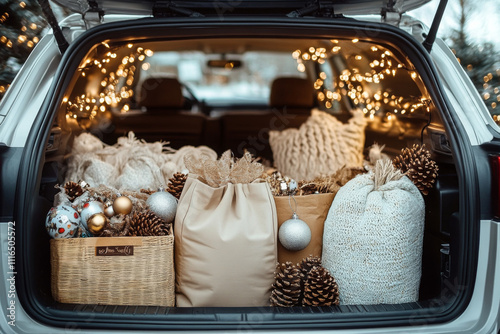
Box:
95 246 134 256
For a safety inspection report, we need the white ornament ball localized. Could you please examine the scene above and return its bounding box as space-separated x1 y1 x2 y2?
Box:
45 205 80 239
80 201 104 229
278 214 311 251
146 190 177 223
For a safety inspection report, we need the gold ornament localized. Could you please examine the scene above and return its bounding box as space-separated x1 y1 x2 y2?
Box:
113 196 133 215
87 213 108 235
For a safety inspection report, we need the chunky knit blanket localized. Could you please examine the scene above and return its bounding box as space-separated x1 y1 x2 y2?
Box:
269 110 366 180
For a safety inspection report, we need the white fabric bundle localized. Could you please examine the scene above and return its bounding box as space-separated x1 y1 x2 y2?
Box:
64 132 217 191
322 159 425 305
269 110 366 180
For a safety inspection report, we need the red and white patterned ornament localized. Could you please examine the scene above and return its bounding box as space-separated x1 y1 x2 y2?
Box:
45 204 80 239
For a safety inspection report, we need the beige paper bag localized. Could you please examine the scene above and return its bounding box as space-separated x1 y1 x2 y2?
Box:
274 193 334 265
174 175 277 307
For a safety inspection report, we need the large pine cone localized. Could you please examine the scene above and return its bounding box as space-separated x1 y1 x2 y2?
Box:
270 262 302 307
297 256 322 303
298 256 322 280
393 144 439 195
302 266 339 307
127 210 171 236
167 173 187 200
64 181 84 202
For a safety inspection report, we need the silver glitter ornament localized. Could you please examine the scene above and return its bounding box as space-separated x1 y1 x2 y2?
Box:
146 188 177 223
278 212 311 251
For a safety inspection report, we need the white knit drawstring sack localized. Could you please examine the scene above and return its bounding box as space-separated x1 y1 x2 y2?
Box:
269 110 366 181
322 159 425 305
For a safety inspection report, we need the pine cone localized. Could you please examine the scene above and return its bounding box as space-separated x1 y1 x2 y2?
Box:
393 144 439 195
127 210 171 236
302 266 339 307
140 188 156 195
100 215 130 237
167 173 187 200
64 181 84 202
297 256 322 303
298 256 322 280
270 262 302 307
299 182 318 195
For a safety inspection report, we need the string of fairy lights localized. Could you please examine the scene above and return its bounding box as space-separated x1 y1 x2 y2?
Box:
67 39 429 126
63 43 153 125
293 39 430 119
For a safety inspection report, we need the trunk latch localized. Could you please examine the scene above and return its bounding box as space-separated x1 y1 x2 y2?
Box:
440 243 451 279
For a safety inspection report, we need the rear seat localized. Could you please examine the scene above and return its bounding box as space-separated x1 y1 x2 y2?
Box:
112 77 206 148
111 76 314 158
219 77 314 161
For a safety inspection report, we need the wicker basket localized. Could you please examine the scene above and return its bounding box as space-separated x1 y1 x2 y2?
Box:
50 234 174 306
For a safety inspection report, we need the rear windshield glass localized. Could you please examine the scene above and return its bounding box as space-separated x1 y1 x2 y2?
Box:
61 37 430 122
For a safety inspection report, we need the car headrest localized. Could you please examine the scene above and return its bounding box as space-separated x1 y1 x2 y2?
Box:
270 77 314 109
138 77 184 109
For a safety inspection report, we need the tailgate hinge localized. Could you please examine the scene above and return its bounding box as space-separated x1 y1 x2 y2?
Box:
287 0 341 18
381 0 402 26
82 0 104 29
153 1 204 18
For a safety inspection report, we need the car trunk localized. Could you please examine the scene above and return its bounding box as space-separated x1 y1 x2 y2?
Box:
14 11 478 332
